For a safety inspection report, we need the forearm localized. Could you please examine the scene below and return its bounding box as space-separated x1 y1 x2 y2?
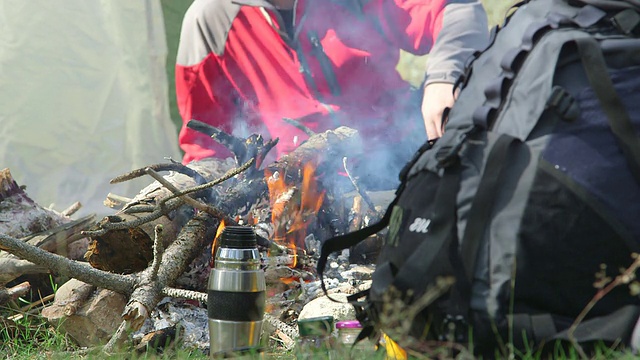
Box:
424 0 489 85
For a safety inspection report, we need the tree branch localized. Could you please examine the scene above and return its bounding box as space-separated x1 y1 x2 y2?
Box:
0 234 134 294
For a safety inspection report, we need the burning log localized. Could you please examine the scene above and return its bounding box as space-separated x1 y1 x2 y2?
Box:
85 126 362 274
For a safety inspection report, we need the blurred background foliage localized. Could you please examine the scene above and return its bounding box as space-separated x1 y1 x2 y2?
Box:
160 0 519 132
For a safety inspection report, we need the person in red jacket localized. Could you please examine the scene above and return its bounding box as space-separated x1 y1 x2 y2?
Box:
176 0 489 169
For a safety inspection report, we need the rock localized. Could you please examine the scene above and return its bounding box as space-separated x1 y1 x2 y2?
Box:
42 279 127 346
298 293 356 322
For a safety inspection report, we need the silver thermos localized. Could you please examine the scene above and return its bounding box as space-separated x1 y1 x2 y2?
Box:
208 226 266 357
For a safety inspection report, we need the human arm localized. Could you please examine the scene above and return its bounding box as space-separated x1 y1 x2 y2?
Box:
362 0 487 54
176 62 238 164
422 1 489 140
175 1 240 164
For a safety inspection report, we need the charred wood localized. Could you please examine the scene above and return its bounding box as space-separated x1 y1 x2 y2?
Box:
186 119 278 172
134 325 177 354
282 117 316 137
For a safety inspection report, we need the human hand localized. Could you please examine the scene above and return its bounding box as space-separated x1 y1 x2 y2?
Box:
421 82 458 141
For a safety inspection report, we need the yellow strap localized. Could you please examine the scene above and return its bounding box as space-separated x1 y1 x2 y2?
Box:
382 333 407 360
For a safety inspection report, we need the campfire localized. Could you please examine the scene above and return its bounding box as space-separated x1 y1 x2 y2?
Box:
0 120 393 355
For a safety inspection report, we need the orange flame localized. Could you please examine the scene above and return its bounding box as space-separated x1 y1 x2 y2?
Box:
265 163 325 266
287 243 298 269
210 220 226 266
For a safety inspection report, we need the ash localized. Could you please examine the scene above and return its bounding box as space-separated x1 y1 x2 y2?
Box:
132 233 378 353
133 297 210 352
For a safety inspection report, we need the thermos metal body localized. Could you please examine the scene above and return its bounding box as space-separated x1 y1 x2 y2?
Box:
208 227 266 357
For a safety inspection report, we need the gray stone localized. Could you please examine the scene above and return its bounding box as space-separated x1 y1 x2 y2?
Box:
298 292 356 322
42 279 127 347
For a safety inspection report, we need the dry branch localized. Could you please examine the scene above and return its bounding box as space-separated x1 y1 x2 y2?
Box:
0 168 67 238
0 233 133 294
0 210 95 285
342 157 377 214
0 281 30 305
83 158 250 273
0 211 216 352
110 162 208 186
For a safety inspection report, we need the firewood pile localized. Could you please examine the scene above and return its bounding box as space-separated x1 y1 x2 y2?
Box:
0 121 396 355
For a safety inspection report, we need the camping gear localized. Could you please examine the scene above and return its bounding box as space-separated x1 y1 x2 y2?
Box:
208 226 266 356
318 0 640 355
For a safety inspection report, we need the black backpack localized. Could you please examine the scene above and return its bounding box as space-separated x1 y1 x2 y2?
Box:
318 0 640 355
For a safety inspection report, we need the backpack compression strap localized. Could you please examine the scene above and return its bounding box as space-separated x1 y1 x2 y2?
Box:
574 35 640 184
316 140 435 301
316 193 399 302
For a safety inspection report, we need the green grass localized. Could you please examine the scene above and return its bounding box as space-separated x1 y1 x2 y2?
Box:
0 310 76 359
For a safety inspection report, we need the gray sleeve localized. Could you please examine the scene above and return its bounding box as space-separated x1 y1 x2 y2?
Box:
424 0 490 85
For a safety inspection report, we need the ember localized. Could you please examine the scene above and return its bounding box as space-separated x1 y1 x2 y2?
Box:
209 220 226 266
266 162 325 252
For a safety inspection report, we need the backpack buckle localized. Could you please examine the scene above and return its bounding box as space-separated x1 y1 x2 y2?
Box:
439 314 468 343
435 131 470 168
612 9 640 36
546 86 580 121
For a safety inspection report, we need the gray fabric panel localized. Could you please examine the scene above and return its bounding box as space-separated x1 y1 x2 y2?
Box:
482 135 543 317
491 29 593 139
458 133 541 316
176 0 241 65
424 0 490 85
443 0 554 132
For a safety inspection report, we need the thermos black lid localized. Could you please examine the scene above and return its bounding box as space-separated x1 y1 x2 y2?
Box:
220 226 257 249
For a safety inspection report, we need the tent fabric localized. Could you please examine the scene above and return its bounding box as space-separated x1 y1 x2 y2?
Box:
0 0 182 217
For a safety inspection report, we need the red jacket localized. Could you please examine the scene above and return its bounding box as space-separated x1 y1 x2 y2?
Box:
176 0 488 163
